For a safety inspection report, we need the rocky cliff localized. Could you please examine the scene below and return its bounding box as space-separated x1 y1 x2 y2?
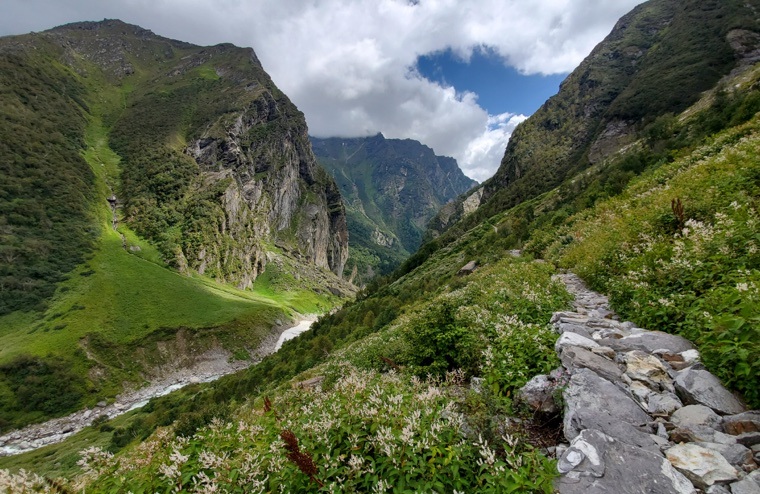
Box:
311 133 476 284
47 20 349 286
428 0 760 237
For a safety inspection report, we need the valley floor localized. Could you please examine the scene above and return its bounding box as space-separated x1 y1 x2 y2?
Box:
0 317 316 457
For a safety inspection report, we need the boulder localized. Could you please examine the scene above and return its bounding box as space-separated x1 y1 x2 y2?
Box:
666 443 739 489
630 381 653 404
600 331 696 354
556 429 695 494
670 425 738 445
457 261 477 276
731 479 760 494
671 405 723 430
735 432 760 448
556 332 599 352
675 368 745 415
724 412 760 435
558 323 594 338
563 369 651 441
624 350 673 390
591 346 617 359
695 442 754 469
648 392 683 416
517 374 560 414
709 486 732 494
560 346 623 383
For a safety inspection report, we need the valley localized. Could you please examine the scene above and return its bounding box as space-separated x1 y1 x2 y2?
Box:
1 0 760 492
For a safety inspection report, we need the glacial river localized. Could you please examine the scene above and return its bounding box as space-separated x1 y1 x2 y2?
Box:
0 317 316 457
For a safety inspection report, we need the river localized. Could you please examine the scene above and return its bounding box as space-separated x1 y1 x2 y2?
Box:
0 317 316 457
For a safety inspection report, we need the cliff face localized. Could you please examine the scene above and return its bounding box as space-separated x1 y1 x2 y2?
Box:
37 20 348 286
485 0 756 205
428 0 760 236
187 89 348 284
311 134 476 284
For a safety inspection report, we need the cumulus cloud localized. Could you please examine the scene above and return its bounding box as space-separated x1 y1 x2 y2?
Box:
1 0 644 180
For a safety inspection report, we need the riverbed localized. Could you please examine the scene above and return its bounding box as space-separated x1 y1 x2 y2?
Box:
0 317 316 457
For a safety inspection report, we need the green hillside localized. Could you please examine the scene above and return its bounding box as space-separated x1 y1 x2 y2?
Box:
0 22 350 432
2 1 760 491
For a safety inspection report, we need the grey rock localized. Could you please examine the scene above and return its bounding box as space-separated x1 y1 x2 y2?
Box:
670 425 738 445
709 485 732 494
630 380 653 404
624 350 673 390
558 323 593 338
600 331 696 354
591 346 617 359
557 429 695 494
735 432 760 448
748 470 760 486
666 443 739 488
649 392 684 416
517 374 560 414
563 369 651 441
594 329 628 340
560 345 623 383
675 368 746 415
556 332 599 352
695 442 754 469
731 478 760 494
671 405 723 430
724 412 760 435
681 349 701 363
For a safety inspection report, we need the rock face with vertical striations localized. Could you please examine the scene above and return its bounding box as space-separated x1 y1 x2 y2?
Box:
29 19 349 287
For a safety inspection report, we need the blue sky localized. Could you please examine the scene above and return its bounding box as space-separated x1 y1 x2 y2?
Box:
416 48 567 116
0 0 645 181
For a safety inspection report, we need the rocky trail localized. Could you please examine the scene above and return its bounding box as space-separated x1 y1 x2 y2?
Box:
0 318 315 457
519 273 760 493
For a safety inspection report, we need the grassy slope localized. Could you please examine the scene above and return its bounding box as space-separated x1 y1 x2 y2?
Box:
0 39 342 432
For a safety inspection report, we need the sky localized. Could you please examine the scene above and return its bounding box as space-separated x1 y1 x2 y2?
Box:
0 0 645 182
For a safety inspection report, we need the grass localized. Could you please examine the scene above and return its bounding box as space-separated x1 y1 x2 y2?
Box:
0 411 143 480
0 112 339 430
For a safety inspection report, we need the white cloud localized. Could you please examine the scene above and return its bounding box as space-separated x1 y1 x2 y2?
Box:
0 0 645 180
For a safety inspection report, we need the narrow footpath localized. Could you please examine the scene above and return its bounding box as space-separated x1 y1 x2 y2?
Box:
521 273 760 493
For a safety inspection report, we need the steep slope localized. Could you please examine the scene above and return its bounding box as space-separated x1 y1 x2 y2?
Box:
311 134 476 284
0 20 352 431
428 0 760 237
3 1 760 490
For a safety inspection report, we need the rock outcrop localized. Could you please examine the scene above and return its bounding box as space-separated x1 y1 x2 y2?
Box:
44 20 349 286
520 273 759 493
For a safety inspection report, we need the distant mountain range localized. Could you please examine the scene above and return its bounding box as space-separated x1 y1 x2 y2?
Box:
311 134 476 284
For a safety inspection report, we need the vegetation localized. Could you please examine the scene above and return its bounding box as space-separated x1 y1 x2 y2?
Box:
0 49 97 315
1 253 569 492
313 134 476 285
541 117 760 407
0 24 347 432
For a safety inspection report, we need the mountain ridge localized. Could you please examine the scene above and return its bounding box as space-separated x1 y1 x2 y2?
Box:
0 19 353 431
311 133 476 284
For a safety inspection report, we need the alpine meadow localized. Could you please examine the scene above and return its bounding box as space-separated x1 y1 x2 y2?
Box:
1 0 760 492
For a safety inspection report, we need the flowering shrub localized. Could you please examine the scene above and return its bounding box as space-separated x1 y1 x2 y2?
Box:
550 120 760 407
69 364 555 493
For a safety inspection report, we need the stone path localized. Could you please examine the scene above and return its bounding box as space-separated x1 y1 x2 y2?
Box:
520 273 760 494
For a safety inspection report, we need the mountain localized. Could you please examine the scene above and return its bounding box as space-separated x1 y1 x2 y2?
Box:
3 1 760 490
311 133 476 284
0 20 353 431
428 0 760 237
